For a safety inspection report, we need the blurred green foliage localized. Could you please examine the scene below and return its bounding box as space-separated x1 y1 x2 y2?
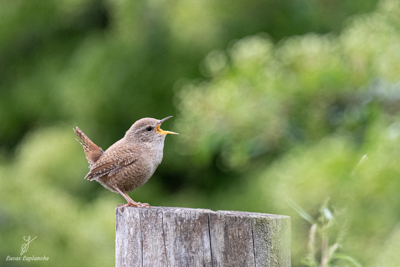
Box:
176 0 400 265
4 0 400 266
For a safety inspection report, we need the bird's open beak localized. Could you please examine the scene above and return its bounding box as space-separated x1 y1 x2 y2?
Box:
156 116 179 135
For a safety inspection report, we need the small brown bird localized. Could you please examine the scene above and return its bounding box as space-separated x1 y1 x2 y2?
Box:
74 116 178 209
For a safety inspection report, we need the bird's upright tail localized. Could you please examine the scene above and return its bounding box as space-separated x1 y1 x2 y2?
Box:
73 127 104 167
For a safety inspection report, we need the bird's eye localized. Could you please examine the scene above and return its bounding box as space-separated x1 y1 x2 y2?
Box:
146 126 152 131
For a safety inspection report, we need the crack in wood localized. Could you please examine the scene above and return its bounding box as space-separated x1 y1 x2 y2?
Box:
161 210 168 267
251 224 257 267
207 213 213 267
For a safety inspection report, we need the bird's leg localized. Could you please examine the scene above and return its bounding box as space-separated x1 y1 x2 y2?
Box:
114 187 150 210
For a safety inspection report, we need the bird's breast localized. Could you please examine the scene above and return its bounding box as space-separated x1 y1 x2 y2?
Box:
148 141 165 169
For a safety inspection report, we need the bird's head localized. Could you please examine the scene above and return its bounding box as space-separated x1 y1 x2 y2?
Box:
126 116 178 144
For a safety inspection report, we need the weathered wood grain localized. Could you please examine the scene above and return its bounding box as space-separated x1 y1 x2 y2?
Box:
116 207 290 267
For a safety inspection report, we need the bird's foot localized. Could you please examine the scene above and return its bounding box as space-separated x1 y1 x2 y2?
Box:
137 202 150 208
118 201 150 211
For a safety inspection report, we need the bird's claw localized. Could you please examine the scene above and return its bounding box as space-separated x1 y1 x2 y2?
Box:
118 201 151 211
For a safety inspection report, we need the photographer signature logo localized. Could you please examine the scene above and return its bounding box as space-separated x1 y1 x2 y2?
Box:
21 236 37 255
5 236 49 262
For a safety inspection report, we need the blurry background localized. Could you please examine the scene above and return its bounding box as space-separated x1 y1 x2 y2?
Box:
1 0 400 266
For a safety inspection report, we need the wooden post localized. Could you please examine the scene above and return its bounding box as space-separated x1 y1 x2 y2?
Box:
116 207 290 267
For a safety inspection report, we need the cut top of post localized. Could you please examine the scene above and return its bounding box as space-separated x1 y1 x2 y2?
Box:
116 207 290 267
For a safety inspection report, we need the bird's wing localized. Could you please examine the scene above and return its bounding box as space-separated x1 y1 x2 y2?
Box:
74 127 104 167
84 147 139 181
